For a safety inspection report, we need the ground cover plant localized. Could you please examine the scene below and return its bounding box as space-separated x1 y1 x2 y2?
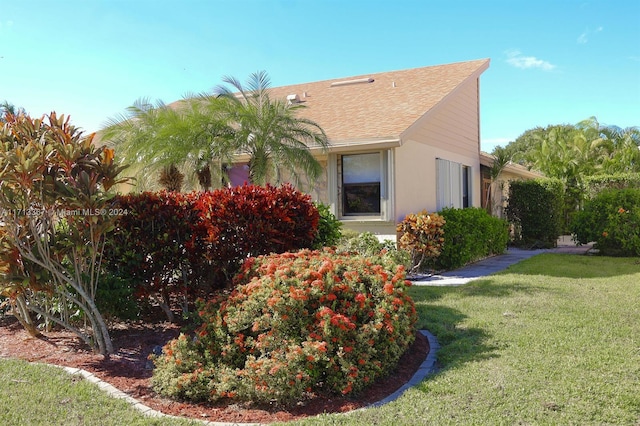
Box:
151 248 417 406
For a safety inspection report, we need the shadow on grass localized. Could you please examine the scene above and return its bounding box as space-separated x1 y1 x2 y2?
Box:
409 286 499 372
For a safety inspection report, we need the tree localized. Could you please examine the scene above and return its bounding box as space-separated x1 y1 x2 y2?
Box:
485 146 512 216
0 113 128 355
101 97 235 191
214 71 329 187
500 117 639 230
0 101 26 122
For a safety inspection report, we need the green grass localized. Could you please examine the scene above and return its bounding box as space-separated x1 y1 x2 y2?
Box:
1 254 639 425
0 359 198 426
285 254 640 425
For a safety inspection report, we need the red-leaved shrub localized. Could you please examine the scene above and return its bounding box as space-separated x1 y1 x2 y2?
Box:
102 185 320 320
151 249 417 405
103 191 210 320
194 184 320 281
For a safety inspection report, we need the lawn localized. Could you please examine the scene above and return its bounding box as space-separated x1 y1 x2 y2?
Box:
286 254 640 425
0 358 199 426
1 254 638 425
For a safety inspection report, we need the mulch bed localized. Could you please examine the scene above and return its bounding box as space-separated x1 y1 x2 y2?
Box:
0 315 429 424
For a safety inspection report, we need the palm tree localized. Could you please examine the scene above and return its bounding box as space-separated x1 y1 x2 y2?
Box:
1 101 26 122
486 146 512 216
101 97 234 191
214 71 329 187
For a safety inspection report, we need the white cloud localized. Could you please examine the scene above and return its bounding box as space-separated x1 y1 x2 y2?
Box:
577 31 588 44
577 26 603 44
505 49 556 71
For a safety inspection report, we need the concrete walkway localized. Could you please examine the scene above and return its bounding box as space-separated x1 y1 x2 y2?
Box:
411 238 593 286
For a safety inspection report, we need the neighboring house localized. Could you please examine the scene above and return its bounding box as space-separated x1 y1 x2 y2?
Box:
479 151 544 218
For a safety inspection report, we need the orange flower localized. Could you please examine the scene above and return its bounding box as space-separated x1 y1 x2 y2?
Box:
602 231 608 237
383 283 394 295
619 207 626 214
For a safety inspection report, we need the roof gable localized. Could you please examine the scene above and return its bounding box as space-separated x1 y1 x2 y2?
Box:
266 59 490 143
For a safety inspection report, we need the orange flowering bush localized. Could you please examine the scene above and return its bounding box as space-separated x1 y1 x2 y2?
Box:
151 249 417 405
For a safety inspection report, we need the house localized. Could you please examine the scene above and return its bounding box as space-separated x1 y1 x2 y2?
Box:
231 58 489 240
479 151 544 218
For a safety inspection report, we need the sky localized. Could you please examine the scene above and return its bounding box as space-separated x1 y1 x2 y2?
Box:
1 0 639 153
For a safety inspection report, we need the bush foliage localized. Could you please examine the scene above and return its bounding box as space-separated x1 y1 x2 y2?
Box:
195 184 319 279
312 202 342 249
583 173 640 200
102 184 320 320
151 249 417 406
431 207 508 270
506 179 564 248
336 231 410 271
0 113 128 354
571 188 640 256
396 210 445 273
103 191 208 321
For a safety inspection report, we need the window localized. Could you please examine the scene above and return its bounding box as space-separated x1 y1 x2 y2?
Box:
225 163 250 187
462 165 470 208
437 158 472 210
341 153 381 215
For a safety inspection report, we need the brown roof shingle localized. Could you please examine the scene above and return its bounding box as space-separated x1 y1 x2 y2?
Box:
265 58 490 143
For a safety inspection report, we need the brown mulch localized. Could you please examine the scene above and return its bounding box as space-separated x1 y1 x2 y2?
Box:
0 316 429 424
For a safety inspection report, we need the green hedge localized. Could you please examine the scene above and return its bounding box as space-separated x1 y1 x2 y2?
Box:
432 207 509 270
506 179 564 248
584 173 640 200
571 188 640 256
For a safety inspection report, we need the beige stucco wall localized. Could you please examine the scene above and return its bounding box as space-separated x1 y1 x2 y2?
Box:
394 77 482 221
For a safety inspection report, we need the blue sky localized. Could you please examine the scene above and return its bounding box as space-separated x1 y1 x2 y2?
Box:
1 0 638 152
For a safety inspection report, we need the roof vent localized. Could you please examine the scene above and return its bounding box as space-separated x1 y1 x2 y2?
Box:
330 77 374 87
286 94 300 104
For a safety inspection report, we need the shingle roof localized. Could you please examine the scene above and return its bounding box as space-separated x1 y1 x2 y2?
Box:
265 58 490 143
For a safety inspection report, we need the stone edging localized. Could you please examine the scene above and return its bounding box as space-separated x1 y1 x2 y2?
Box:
365 330 440 408
43 329 440 425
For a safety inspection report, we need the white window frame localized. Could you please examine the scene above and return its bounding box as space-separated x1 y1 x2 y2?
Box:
328 150 393 221
436 158 472 211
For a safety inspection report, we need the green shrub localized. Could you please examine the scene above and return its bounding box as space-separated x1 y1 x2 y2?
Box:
312 202 342 249
584 173 640 200
396 210 445 273
506 179 564 248
151 249 417 406
94 273 140 321
433 207 509 270
571 188 640 256
336 231 410 270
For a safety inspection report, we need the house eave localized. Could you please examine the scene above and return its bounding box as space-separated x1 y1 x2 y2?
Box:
313 137 402 154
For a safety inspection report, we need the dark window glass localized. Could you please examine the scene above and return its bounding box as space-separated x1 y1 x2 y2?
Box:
342 153 381 215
